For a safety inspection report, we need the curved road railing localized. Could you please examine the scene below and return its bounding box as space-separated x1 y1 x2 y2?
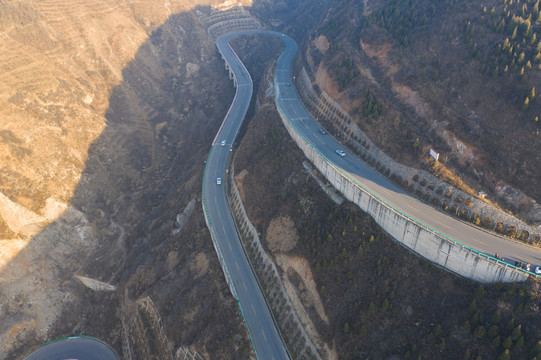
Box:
271 44 540 280
202 31 292 360
24 336 119 360
204 27 540 360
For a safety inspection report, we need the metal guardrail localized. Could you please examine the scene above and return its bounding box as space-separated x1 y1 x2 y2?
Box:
201 148 265 359
272 58 539 280
202 31 292 360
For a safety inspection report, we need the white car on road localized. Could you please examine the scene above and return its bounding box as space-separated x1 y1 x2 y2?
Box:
221 140 226 146
216 177 222 185
336 149 346 157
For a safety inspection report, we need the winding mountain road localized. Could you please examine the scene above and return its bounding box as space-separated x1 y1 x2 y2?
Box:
205 29 541 359
202 31 291 360
271 37 541 272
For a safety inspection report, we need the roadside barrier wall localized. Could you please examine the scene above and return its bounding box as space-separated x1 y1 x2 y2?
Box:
275 97 529 283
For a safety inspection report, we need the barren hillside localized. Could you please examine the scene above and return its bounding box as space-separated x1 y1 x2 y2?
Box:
0 0 256 358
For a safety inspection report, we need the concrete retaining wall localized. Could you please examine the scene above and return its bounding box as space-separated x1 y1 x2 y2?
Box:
276 102 529 283
295 67 541 243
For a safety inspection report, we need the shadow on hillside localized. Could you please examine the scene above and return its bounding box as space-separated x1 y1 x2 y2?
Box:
0 6 258 359
1 0 336 356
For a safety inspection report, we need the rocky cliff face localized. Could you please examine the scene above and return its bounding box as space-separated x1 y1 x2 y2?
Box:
0 0 254 358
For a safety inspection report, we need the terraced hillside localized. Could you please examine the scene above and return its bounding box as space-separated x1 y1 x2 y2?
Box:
0 0 255 358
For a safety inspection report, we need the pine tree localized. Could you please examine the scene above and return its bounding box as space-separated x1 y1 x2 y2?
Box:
497 350 511 360
523 97 530 111
492 310 503 324
503 336 513 349
530 86 536 99
512 325 522 340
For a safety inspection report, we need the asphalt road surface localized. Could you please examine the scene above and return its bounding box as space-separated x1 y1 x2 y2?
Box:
24 337 118 360
271 33 541 273
203 31 291 360
206 28 541 360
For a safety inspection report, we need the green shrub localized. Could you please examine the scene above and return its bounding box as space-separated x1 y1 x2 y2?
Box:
512 325 522 340
515 335 524 348
492 310 502 324
497 349 510 360
475 285 486 300
488 325 500 338
440 339 446 351
473 326 486 339
531 340 541 356
506 318 515 332
359 326 367 337
493 336 501 347
503 336 513 349
471 312 480 325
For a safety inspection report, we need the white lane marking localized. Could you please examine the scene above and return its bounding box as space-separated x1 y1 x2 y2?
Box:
437 221 451 230
252 304 256 315
472 238 489 246
262 329 267 342
236 261 240 270
243 282 248 291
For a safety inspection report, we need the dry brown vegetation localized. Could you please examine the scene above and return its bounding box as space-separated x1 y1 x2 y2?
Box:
0 1 257 358
234 82 541 360
306 0 541 223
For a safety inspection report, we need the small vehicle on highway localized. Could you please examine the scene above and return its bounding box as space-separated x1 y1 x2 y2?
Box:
319 128 326 135
221 140 226 146
286 82 291 86
336 149 346 157
535 266 541 275
216 177 222 185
